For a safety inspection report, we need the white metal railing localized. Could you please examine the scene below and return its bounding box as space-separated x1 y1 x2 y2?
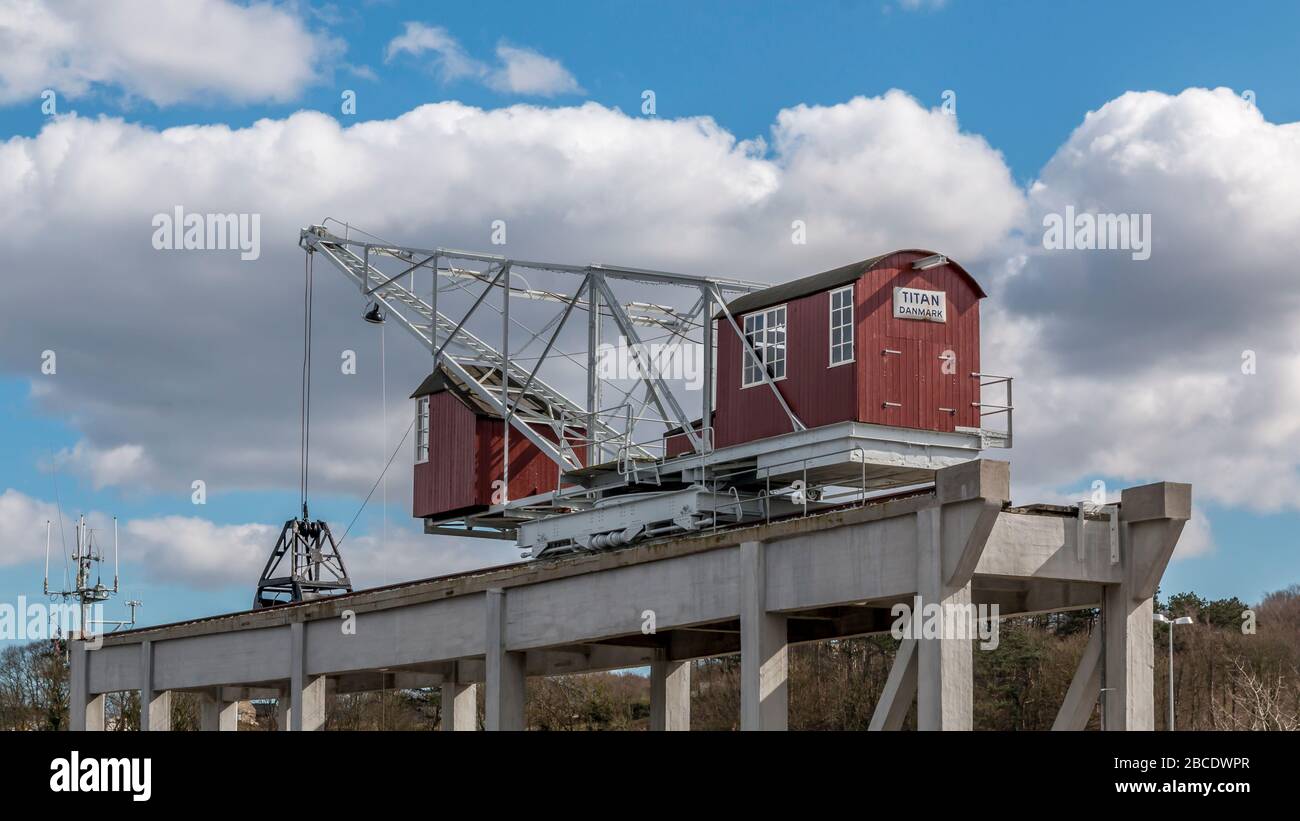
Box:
972 372 1013 448
615 425 715 483
704 445 876 528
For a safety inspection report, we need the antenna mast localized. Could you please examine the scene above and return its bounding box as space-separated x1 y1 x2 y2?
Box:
44 514 139 638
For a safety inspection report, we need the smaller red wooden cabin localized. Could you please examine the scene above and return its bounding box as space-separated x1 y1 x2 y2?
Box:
706 250 984 451
410 368 580 521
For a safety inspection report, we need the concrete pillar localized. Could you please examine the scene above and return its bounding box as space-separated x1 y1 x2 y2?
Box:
1103 585 1154 730
139 640 172 731
289 621 326 731
199 690 239 731
649 649 690 731
68 640 104 731
485 589 526 731
276 693 289 731
915 505 972 731
740 540 787 730
911 461 1009 731
1102 482 1190 731
441 675 478 731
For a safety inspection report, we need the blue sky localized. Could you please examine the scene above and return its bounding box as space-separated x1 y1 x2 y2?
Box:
1 0 1297 641
5 1 1298 180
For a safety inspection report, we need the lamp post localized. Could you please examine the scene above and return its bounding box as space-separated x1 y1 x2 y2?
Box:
1153 612 1194 730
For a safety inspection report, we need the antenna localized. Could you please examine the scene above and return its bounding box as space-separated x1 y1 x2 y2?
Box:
44 513 140 638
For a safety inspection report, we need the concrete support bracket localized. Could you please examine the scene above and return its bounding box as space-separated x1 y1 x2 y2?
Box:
485 589 526 731
740 540 788 730
289 621 326 731
1053 630 1102 730
869 637 917 731
140 640 172 731
650 648 691 731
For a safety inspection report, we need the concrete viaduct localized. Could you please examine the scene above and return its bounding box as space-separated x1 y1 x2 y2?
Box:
68 460 1190 731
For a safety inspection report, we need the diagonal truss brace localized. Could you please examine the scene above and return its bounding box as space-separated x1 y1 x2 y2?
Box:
711 284 805 433
593 274 705 455
305 235 586 470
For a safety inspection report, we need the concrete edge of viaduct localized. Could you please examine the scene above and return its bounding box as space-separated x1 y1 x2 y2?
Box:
69 459 1191 731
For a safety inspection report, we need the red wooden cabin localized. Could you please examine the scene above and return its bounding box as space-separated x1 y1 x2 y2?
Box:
410 369 581 520
707 249 984 450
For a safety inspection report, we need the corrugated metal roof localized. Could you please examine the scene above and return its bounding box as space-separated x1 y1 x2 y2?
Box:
719 249 985 318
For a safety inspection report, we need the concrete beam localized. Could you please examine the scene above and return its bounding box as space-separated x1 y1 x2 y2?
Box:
506 548 741 651
740 541 787 730
649 649 690 731
306 596 483 675
974 581 1102 618
1053 630 1101 731
525 644 656 677
151 626 291 693
977 514 1123 584
869 638 917 731
219 685 280 701
139 641 172 731
668 626 740 661
330 669 449 694
485 589 526 731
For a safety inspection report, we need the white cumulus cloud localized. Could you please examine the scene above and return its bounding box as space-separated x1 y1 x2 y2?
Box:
48 441 156 491
0 0 342 106
125 515 275 589
0 488 58 567
384 22 583 97
487 44 583 97
991 88 1300 514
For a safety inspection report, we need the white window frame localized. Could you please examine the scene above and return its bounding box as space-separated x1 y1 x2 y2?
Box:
828 285 854 367
415 396 430 463
741 304 787 388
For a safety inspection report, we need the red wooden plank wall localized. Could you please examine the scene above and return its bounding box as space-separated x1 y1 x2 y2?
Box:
857 253 981 431
412 391 478 518
714 288 857 448
713 250 982 448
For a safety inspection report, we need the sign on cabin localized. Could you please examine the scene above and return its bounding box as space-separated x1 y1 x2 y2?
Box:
893 286 947 322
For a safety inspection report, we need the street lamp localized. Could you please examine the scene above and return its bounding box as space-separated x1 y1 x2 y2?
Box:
1153 612 1194 730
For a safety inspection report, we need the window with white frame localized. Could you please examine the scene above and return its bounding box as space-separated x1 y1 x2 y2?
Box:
415 396 430 462
742 305 787 387
829 286 854 366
